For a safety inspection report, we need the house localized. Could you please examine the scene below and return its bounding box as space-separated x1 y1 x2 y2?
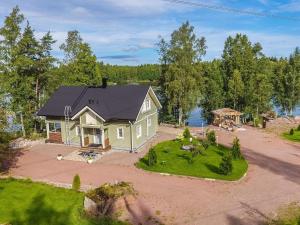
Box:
37 81 161 151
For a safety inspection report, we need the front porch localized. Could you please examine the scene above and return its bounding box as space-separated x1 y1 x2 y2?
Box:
80 126 111 151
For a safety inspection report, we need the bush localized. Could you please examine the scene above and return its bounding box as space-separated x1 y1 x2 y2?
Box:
72 174 81 191
206 130 216 145
232 137 242 159
267 202 300 225
290 128 294 135
183 128 191 139
86 181 135 217
254 117 260 127
201 139 210 150
219 153 233 175
148 148 157 166
297 125 300 131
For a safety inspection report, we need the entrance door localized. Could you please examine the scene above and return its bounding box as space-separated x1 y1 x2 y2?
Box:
94 129 102 144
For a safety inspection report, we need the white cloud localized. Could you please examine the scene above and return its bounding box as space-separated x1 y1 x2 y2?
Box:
278 0 300 12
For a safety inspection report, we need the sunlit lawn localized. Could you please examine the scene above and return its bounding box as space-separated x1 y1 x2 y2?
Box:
282 130 300 142
136 139 248 181
0 178 129 225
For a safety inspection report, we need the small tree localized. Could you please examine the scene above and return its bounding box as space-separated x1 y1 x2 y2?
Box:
206 130 216 145
290 128 294 135
231 137 242 159
201 139 210 151
297 125 300 131
183 127 191 139
219 153 233 175
148 148 157 166
189 145 203 164
72 174 81 191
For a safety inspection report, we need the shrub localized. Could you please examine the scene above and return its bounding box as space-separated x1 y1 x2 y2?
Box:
201 139 210 150
183 128 191 139
148 148 157 166
206 130 216 145
267 202 300 225
72 174 81 191
254 117 261 127
219 153 233 175
289 128 294 135
86 181 135 217
232 137 242 159
297 125 300 131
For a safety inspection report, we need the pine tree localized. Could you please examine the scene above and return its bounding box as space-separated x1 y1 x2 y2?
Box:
231 137 242 159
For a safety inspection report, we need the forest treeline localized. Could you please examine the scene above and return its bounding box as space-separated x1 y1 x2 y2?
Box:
0 7 299 135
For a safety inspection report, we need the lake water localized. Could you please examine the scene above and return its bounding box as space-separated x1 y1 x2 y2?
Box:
187 106 300 127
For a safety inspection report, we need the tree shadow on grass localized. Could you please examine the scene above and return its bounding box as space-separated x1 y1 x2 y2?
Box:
176 153 191 162
204 163 221 174
10 193 72 225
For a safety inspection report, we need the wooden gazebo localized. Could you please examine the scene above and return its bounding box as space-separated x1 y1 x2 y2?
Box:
212 108 243 127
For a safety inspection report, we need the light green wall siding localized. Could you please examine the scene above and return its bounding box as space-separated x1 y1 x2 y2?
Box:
105 122 132 150
45 91 159 150
46 118 81 146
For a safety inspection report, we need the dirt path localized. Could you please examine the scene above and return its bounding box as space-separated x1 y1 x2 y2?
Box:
10 126 300 225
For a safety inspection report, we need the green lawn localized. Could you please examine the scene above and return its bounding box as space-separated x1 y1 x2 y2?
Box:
136 140 248 181
282 130 300 142
0 178 129 225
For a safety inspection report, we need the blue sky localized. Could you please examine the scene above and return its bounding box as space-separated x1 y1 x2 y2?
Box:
1 0 300 65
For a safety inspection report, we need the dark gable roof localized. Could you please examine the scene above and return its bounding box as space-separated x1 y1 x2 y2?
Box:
37 85 150 121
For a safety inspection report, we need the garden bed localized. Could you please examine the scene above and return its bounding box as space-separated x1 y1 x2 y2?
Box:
136 139 248 181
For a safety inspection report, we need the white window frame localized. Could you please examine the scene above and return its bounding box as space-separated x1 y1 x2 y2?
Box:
147 117 151 127
49 122 61 133
117 127 124 139
75 126 80 136
136 124 142 138
146 99 151 111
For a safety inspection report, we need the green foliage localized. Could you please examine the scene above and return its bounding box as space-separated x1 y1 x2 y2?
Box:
206 130 216 145
231 137 242 159
183 128 191 139
253 117 260 127
297 125 300 131
158 21 206 126
199 60 225 122
86 182 135 217
148 148 157 166
273 48 300 115
72 174 81 191
219 153 233 175
267 202 300 225
201 139 210 150
290 128 294 135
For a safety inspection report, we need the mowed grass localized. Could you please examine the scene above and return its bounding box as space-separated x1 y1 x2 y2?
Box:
0 178 129 225
282 130 300 142
136 140 248 181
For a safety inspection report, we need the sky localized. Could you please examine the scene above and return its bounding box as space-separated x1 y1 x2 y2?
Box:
0 0 300 65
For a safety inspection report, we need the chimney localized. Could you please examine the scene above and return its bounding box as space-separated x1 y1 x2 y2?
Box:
102 77 108 88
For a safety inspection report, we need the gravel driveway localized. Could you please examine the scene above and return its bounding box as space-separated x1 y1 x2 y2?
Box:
10 126 300 225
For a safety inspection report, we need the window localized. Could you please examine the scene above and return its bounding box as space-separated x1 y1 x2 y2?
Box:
75 126 80 136
146 99 151 111
147 117 151 127
49 122 61 132
141 101 146 113
117 127 124 139
136 124 142 138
